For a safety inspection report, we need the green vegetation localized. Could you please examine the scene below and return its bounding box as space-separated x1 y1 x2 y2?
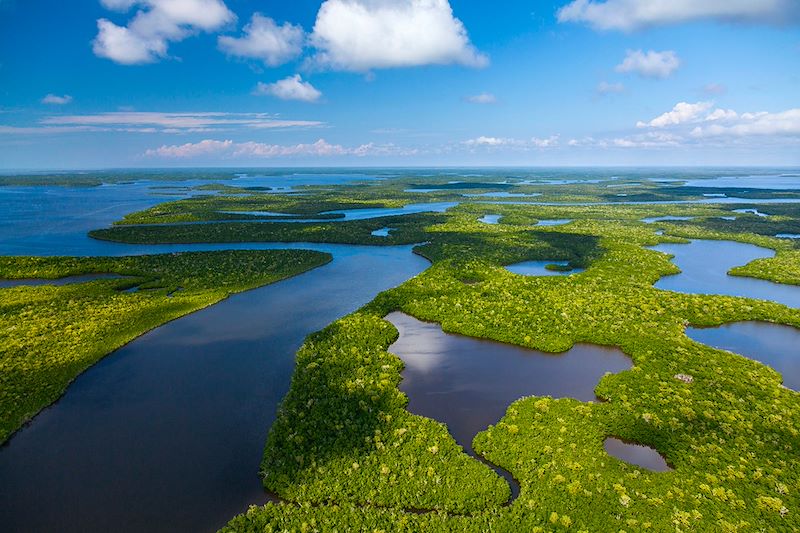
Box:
7 169 800 530
0 249 331 443
216 198 800 531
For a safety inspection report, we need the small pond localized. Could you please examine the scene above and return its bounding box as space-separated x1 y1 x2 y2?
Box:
603 438 672 472
734 208 770 217
371 227 394 237
686 321 800 391
506 260 584 277
386 312 632 452
641 216 694 224
535 219 572 227
478 214 502 225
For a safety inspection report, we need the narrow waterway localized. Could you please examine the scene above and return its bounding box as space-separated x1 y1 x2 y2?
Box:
0 244 428 533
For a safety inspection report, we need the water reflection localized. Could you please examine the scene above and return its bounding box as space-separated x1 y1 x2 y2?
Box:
686 322 800 391
506 260 585 277
0 273 124 288
371 227 394 237
0 245 430 533
651 240 800 308
603 438 672 472
387 312 631 451
478 214 502 225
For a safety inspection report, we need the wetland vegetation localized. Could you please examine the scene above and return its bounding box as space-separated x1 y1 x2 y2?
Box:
3 169 800 531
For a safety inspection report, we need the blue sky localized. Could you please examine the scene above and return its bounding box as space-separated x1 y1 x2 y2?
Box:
0 0 798 169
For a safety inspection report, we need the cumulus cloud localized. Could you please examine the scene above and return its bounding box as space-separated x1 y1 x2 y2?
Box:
596 81 625 95
616 50 680 79
309 0 487 71
636 101 713 128
218 14 304 66
254 75 322 102
691 109 800 138
557 0 800 31
465 93 497 104
93 0 236 64
145 138 411 158
42 94 73 105
635 102 800 140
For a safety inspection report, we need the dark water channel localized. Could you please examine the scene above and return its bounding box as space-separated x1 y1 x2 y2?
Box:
687 322 800 391
386 312 633 492
0 273 124 288
0 245 429 533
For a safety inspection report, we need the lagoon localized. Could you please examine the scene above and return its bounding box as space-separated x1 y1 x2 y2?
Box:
686 321 800 391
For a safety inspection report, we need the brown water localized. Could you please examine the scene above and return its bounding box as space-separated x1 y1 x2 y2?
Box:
686 321 800 391
603 438 672 472
386 312 632 497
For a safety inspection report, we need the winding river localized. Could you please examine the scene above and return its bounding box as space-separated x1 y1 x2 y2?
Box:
0 181 429 533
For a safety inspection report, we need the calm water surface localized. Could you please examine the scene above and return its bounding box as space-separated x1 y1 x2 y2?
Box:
686 322 800 391
386 312 631 452
603 438 672 472
0 244 428 533
651 240 800 308
0 273 124 288
0 181 430 533
506 260 585 277
478 214 502 225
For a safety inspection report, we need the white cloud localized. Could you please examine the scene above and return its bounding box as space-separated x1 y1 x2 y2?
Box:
218 14 304 66
145 138 411 158
42 94 73 105
40 111 321 130
463 135 560 149
596 81 625 94
309 0 487 71
100 0 138 11
466 93 497 104
531 135 560 147
635 102 800 140
705 108 738 122
557 0 800 31
146 139 234 157
463 136 514 147
691 109 800 137
0 112 323 135
616 49 680 79
636 101 713 128
93 0 236 65
254 75 322 102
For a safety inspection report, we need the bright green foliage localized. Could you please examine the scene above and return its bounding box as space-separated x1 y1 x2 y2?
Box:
261 312 509 513
223 213 800 531
11 170 800 530
0 250 331 443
